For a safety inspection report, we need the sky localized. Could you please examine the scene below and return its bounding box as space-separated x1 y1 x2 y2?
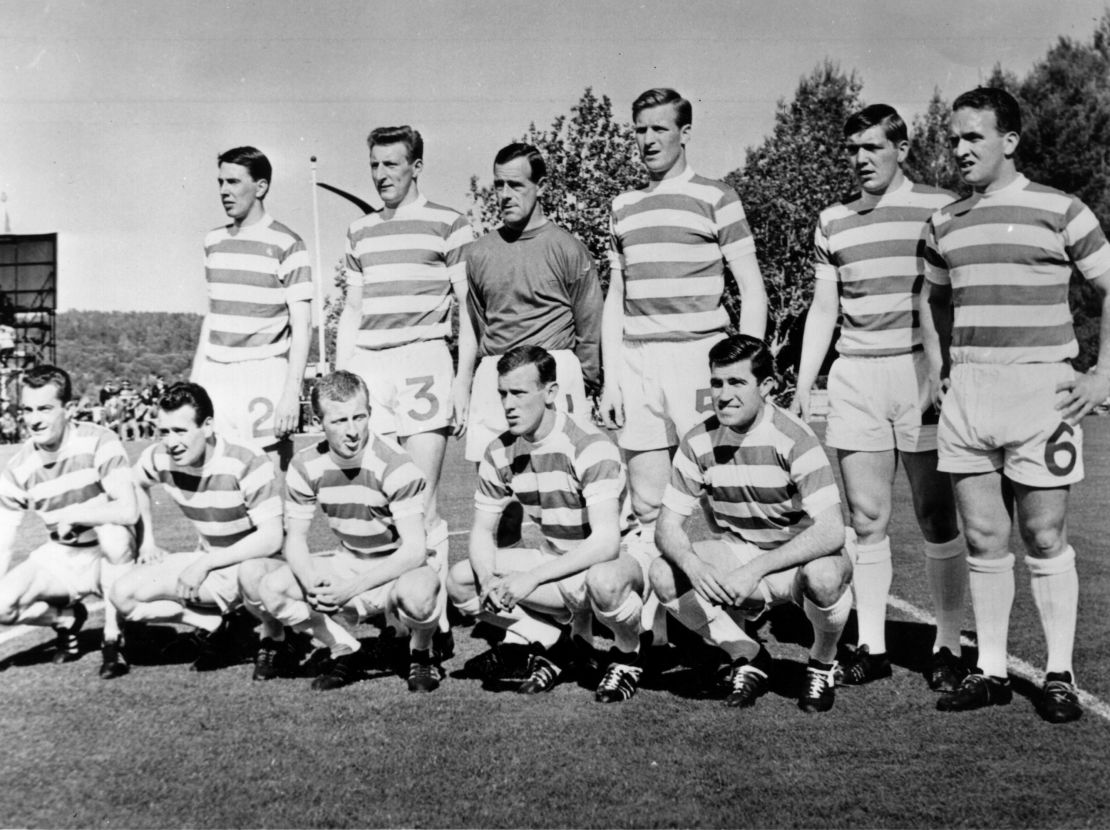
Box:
2 0 1107 317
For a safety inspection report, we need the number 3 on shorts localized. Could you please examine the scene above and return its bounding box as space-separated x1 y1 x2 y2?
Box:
406 376 440 422
1044 422 1078 477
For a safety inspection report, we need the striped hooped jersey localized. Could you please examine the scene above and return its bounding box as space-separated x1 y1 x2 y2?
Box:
924 175 1110 365
285 435 426 556
476 412 626 555
663 405 840 551
814 179 956 357
344 196 474 350
609 167 756 342
203 214 314 363
0 423 130 544
135 435 282 549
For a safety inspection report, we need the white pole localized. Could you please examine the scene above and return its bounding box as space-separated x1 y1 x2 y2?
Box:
309 156 327 376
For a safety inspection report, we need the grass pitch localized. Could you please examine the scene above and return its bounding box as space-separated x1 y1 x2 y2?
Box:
1 423 1109 828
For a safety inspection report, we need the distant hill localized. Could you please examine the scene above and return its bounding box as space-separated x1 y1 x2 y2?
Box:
57 310 202 399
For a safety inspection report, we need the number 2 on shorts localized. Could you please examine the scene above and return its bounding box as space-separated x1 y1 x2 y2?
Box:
249 396 275 439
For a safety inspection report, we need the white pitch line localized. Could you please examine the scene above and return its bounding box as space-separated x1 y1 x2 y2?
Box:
887 593 1110 723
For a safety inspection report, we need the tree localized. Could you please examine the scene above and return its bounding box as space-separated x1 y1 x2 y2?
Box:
467 87 643 292
725 61 864 385
905 88 966 195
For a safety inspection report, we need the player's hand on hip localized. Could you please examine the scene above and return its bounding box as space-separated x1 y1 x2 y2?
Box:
1057 371 1110 425
599 384 624 430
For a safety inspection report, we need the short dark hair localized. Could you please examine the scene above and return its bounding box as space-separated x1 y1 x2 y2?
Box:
952 87 1022 136
496 345 557 386
22 365 72 404
311 370 369 419
493 143 546 183
158 382 214 426
708 335 775 384
368 125 424 163
844 104 908 144
217 146 273 184
632 88 692 128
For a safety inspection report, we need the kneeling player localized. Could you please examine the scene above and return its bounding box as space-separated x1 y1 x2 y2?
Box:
0 366 138 678
447 345 623 695
256 371 444 692
110 382 283 673
651 336 853 713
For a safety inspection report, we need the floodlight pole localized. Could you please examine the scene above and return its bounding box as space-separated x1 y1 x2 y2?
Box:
309 156 328 377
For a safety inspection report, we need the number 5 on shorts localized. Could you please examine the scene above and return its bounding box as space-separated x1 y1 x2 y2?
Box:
1044 422 1077 477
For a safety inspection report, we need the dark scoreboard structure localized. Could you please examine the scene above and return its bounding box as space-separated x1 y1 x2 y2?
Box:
0 232 58 368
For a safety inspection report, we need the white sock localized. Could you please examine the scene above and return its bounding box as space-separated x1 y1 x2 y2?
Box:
1027 547 1078 678
294 612 360 657
397 605 439 653
804 590 852 665
849 536 892 654
242 595 283 640
665 590 760 663
19 600 62 627
967 553 1014 678
468 601 563 649
592 591 643 654
427 519 452 635
924 533 967 655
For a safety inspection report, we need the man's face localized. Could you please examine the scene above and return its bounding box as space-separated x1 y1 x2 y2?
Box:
709 359 773 431
493 157 543 230
845 124 907 195
157 405 211 467
218 162 267 223
20 384 68 452
369 142 421 209
949 107 1017 190
319 392 371 460
498 363 556 438
634 103 689 179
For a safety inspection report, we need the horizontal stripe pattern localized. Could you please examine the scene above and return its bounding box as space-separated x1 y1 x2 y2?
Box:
204 215 313 363
663 406 839 551
609 168 754 342
924 175 1110 364
135 436 280 549
0 424 130 542
285 435 426 556
345 197 474 350
476 412 626 554
814 180 955 357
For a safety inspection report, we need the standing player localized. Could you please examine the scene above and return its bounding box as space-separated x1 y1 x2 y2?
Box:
792 104 966 691
191 146 313 470
925 87 1110 723
336 125 474 641
462 143 602 464
0 366 138 678
110 382 283 675
651 336 852 713
447 346 624 695
601 88 768 602
256 371 444 692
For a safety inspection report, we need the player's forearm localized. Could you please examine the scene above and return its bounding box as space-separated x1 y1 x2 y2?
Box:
529 527 620 587
0 524 18 575
656 513 700 573
468 518 500 587
345 543 426 597
283 305 312 395
59 495 138 528
572 285 604 392
746 510 845 580
196 521 283 571
136 485 159 554
926 281 953 377
454 308 478 387
600 277 625 391
795 303 837 394
190 317 211 380
729 254 769 340
335 301 360 370
1091 284 1110 378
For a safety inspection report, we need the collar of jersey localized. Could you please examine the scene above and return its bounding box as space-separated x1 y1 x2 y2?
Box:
226 212 274 238
648 165 696 193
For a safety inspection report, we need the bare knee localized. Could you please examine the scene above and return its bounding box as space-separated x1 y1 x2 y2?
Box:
446 560 477 604
396 568 440 621
586 560 635 610
1018 515 1067 559
847 498 889 544
649 558 680 603
800 555 851 606
238 558 280 601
